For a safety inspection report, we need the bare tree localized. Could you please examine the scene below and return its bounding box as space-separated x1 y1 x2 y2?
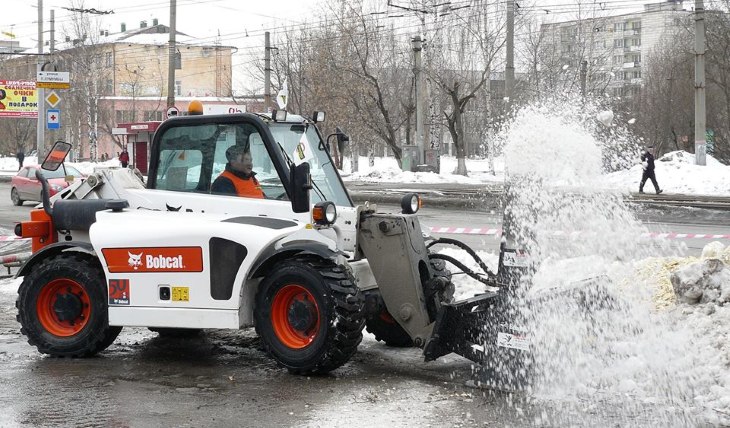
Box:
429 1 505 175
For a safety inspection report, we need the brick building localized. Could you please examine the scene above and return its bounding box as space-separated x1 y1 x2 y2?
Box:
1 21 261 163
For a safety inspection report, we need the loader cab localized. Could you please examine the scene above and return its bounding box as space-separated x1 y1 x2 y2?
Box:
146 113 352 208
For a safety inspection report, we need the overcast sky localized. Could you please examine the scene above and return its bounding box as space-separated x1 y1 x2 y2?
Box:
6 0 321 50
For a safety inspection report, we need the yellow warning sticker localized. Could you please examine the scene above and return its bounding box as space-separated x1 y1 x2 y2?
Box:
171 286 189 302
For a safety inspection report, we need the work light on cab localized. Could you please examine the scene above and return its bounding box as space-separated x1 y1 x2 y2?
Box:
401 193 421 214
312 201 336 226
312 111 326 123
272 109 287 122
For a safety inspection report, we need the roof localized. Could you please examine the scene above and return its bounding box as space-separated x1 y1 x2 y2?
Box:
53 24 234 52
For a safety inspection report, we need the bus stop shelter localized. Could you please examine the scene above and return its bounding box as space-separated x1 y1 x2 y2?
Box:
111 121 162 175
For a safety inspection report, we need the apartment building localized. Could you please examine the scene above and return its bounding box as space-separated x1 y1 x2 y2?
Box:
540 0 690 96
1 20 242 161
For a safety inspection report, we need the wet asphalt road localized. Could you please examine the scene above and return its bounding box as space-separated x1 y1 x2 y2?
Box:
0 287 529 428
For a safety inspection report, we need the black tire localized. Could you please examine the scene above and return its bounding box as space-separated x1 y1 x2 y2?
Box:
16 253 121 357
11 187 23 206
148 327 203 338
364 290 414 347
254 257 365 375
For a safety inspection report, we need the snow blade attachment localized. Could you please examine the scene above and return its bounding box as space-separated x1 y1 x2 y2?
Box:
423 291 530 391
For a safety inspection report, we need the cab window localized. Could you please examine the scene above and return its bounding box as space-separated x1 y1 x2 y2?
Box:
154 122 285 198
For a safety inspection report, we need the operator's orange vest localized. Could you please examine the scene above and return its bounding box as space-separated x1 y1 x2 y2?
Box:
220 170 265 198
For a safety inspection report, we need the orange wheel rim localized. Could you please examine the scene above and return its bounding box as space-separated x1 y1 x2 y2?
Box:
36 278 91 337
271 284 320 349
379 310 397 324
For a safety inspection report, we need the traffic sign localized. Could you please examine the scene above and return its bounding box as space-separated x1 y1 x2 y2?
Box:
166 106 179 119
37 71 70 89
47 109 60 129
45 91 60 108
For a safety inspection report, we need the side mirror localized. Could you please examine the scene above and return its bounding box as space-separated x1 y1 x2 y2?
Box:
42 140 72 171
335 127 350 148
290 162 312 214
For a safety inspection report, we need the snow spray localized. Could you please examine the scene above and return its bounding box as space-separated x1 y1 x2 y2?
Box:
495 100 707 425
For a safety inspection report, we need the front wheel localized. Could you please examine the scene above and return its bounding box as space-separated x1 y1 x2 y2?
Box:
254 258 365 374
11 187 23 206
16 253 121 357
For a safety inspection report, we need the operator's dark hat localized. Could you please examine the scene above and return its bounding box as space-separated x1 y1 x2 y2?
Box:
225 145 247 161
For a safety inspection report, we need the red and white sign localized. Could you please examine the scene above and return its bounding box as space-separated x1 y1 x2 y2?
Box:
102 247 204 273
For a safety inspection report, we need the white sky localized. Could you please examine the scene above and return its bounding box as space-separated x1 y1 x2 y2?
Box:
6 0 320 49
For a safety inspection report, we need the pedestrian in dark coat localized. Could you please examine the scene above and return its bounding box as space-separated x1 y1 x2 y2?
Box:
639 145 663 194
15 147 24 171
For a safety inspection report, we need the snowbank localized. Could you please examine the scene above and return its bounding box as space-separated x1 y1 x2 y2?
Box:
602 150 730 196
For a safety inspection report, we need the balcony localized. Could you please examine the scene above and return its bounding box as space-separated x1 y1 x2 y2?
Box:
622 61 641 68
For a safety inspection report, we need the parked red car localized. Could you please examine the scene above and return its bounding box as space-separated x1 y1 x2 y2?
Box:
11 165 85 206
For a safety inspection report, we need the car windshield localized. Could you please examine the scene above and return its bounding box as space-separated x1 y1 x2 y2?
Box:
268 123 351 207
40 165 83 179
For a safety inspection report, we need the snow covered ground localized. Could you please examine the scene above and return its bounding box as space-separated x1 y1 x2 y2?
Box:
341 150 729 196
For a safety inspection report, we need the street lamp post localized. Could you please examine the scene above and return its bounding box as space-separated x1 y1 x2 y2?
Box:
412 36 425 166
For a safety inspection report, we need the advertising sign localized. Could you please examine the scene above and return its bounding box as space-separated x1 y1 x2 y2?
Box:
0 80 38 118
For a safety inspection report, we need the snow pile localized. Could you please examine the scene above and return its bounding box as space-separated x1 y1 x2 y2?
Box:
342 155 504 185
670 242 730 306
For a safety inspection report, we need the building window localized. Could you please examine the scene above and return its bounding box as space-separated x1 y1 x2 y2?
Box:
631 38 641 46
105 52 113 67
175 80 182 96
614 39 624 48
631 21 642 30
144 110 163 121
105 79 113 94
115 110 135 123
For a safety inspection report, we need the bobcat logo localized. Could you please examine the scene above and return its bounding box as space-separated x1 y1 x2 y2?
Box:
128 251 143 270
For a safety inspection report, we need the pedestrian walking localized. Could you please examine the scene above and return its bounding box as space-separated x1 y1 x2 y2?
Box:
119 148 130 168
15 147 24 171
639 145 663 194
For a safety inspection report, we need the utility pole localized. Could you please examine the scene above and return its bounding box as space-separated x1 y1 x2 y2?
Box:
694 0 706 165
167 0 176 109
505 0 515 107
413 35 425 166
264 31 271 111
36 0 45 160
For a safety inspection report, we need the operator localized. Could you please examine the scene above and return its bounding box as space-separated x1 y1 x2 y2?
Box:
211 145 266 198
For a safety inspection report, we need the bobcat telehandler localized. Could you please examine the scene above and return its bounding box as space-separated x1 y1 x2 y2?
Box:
14 106 530 384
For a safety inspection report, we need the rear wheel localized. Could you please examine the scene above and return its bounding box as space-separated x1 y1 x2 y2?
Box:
254 258 365 374
16 253 121 357
11 187 23 206
364 290 413 347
